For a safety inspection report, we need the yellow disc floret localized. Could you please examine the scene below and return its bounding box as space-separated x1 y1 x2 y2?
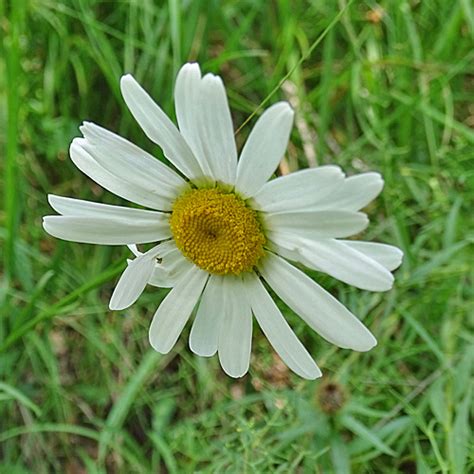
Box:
170 188 266 275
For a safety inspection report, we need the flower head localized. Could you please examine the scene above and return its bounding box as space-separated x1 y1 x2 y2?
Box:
43 63 402 379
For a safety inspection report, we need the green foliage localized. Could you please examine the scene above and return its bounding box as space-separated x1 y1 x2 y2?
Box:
1 0 473 472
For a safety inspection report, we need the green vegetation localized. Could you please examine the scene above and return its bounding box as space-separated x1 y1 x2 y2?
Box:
1 0 473 472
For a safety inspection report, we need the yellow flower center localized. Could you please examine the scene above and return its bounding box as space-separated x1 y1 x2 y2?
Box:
170 188 266 275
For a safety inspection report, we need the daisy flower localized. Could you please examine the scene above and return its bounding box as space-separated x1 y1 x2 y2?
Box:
43 63 402 380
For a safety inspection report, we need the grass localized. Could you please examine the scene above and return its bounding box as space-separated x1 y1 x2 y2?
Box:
1 0 473 472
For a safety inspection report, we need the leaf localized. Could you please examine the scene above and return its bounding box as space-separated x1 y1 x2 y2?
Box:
453 346 474 400
409 242 468 285
341 414 396 457
414 439 432 474
0 382 42 417
98 350 162 462
0 260 125 352
428 378 447 425
450 383 472 474
443 197 463 248
402 312 445 363
330 434 351 473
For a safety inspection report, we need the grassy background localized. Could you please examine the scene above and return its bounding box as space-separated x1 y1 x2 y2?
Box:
1 0 473 472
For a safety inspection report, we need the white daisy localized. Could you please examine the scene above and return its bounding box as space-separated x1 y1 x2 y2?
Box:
43 63 403 380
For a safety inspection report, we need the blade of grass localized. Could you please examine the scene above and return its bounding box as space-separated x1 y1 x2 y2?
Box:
234 0 354 135
168 0 182 75
0 260 125 352
98 349 165 463
0 381 42 417
341 414 396 457
4 0 24 281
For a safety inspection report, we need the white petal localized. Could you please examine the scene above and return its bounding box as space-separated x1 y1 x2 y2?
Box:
109 246 161 310
189 275 223 357
339 241 403 271
312 173 384 211
174 63 200 133
43 215 170 245
235 102 294 198
258 252 376 351
149 239 177 256
174 64 211 176
127 244 141 257
48 195 166 220
265 210 369 239
147 265 174 288
267 240 301 263
69 139 174 211
78 122 187 210
149 266 208 354
175 65 237 184
149 248 193 288
128 241 190 289
197 73 237 184
218 276 252 378
288 238 394 291
243 272 321 380
252 166 345 213
120 74 203 180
